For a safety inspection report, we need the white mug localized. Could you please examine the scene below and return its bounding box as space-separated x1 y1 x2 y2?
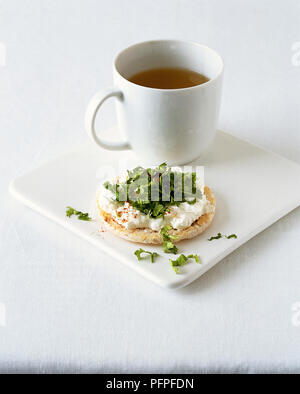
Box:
85 40 224 165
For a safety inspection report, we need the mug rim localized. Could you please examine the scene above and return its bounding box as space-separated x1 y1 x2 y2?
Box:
113 39 224 92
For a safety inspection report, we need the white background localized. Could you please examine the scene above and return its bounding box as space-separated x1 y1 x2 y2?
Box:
0 0 300 373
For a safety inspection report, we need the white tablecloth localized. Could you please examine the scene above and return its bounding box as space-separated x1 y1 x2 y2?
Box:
0 0 300 373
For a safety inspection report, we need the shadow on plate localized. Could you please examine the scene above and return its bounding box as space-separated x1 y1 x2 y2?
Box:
177 206 300 295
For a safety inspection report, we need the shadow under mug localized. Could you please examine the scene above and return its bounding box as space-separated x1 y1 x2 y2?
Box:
85 40 224 165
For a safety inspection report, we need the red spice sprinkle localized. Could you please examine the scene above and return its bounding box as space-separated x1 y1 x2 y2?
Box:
114 202 139 224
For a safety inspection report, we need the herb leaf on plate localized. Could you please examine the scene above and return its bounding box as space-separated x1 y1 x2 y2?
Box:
170 254 201 274
66 207 92 221
208 232 238 241
169 254 189 274
188 254 201 264
226 234 238 239
208 232 223 241
134 248 159 263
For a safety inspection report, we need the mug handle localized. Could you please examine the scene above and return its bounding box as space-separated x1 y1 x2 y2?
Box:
85 88 131 151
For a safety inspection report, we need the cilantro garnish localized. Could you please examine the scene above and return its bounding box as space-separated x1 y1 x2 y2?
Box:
208 233 223 241
226 234 238 239
170 254 189 274
103 163 202 219
134 248 159 263
208 233 237 241
169 253 201 274
161 226 179 254
188 254 201 264
133 225 202 273
163 241 178 254
66 207 92 221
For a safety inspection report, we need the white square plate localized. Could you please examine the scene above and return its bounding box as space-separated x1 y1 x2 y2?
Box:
10 131 300 289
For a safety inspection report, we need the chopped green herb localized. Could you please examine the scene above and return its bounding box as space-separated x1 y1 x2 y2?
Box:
208 233 223 241
134 248 159 263
188 254 201 264
103 163 202 219
66 207 75 218
152 203 165 217
161 226 179 254
158 162 167 171
161 225 171 238
208 233 238 241
66 207 92 221
163 241 178 255
133 226 201 272
170 254 189 273
226 234 238 239
170 254 202 274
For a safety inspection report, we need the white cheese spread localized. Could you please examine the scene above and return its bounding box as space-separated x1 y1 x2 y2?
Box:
97 169 213 231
